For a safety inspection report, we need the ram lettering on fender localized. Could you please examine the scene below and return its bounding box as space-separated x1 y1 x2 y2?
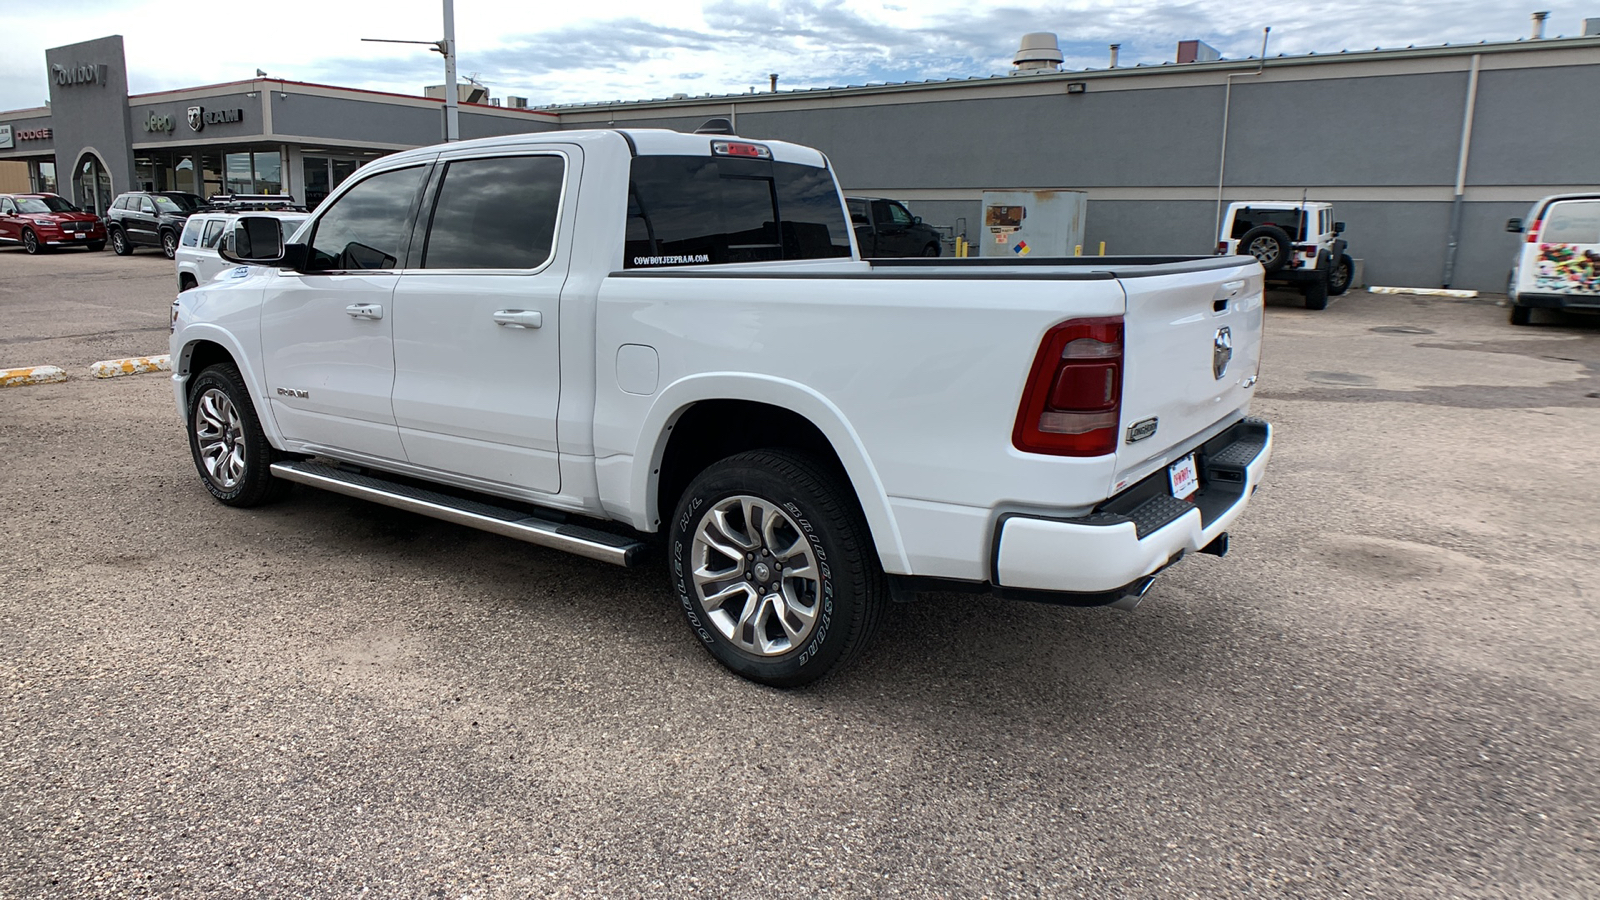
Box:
0 365 68 387
89 355 172 379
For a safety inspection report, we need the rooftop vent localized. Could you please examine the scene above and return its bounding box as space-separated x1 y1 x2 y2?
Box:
505 96 528 109
1177 39 1221 63
1586 17 1600 35
1531 11 1550 39
1011 32 1063 74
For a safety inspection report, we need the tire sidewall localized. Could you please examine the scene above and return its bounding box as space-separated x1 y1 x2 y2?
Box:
161 230 177 259
22 229 39 254
186 366 275 506
111 229 130 255
669 456 858 686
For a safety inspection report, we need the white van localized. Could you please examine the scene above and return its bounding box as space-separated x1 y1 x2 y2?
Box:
175 211 308 291
1506 194 1600 325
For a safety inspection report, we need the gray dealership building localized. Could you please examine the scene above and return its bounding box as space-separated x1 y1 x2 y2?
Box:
3 31 1598 291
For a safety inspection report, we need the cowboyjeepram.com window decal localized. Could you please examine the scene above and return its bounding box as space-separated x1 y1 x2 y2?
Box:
624 156 851 268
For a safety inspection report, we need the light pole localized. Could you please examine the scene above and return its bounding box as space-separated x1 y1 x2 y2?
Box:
362 0 460 142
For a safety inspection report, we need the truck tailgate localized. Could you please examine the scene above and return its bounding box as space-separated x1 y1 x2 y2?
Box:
1114 259 1264 491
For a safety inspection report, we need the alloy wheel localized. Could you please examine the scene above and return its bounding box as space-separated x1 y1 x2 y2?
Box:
194 388 247 490
690 494 822 657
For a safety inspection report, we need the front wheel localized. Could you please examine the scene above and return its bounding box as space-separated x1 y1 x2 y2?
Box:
1509 304 1532 326
21 229 41 255
669 450 886 687
1328 254 1354 296
110 228 133 255
160 230 178 259
186 364 290 507
921 242 940 257
86 240 105 252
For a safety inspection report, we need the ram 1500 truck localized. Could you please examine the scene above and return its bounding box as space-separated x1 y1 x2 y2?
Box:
170 127 1273 686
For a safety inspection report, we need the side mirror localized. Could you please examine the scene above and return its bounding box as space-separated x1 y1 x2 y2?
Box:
219 216 291 265
1333 221 1345 234
912 215 923 225
1506 218 1524 233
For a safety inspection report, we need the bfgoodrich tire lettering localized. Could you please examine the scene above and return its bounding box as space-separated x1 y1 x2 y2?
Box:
669 449 886 687
186 364 290 507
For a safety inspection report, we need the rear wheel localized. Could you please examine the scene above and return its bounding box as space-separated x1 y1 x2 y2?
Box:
921 242 940 257
179 273 198 292
669 449 886 687
110 228 132 255
1328 254 1354 296
21 229 41 255
186 364 290 507
1303 272 1330 310
1509 304 1532 326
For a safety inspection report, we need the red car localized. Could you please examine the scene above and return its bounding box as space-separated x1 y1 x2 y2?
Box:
0 193 107 254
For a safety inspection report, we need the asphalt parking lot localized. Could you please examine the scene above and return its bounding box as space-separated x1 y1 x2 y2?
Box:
1 247 1597 898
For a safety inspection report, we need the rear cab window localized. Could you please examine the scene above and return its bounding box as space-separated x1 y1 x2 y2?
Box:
625 153 851 268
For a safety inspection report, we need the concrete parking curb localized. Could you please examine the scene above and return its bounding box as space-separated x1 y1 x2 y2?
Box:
1 366 69 387
90 355 172 379
1370 286 1479 299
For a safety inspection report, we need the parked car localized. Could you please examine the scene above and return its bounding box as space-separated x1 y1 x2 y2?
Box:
106 191 206 259
175 210 308 291
0 193 106 253
1218 201 1353 309
846 196 945 257
173 128 1272 686
1505 193 1600 325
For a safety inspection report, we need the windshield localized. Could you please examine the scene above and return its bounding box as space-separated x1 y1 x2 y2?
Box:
16 196 76 214
151 196 189 214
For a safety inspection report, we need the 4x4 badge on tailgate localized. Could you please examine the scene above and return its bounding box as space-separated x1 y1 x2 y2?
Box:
1127 417 1158 444
1213 327 1233 380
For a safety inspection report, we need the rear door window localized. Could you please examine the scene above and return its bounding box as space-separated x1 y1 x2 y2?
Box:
420 155 565 269
1541 200 1600 244
625 155 851 267
202 219 227 249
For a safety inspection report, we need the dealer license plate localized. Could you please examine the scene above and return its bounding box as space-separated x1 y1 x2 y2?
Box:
74 233 87 239
1169 453 1199 500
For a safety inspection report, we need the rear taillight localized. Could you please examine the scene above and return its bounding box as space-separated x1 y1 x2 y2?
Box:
1216 241 1229 255
1527 220 1543 243
1013 317 1123 457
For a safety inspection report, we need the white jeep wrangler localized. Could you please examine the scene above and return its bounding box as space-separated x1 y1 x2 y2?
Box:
1219 201 1353 310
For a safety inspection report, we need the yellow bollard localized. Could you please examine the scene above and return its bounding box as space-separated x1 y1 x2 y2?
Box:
1099 241 1106 255
1074 244 1082 256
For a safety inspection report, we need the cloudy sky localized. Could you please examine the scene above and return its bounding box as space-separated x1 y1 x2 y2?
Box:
2 1 1590 112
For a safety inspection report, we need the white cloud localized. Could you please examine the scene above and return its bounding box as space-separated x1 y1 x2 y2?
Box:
1 1 1593 112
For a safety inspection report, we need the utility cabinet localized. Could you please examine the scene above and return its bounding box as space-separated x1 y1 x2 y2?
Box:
979 190 1088 258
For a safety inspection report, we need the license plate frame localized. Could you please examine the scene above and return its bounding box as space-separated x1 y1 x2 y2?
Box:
1169 453 1199 500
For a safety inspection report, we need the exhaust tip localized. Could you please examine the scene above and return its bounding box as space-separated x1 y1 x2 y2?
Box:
1110 576 1157 611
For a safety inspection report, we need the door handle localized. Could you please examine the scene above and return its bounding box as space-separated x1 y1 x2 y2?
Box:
493 309 543 329
345 303 383 320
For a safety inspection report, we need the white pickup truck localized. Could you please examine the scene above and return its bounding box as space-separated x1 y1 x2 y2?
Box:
169 127 1273 686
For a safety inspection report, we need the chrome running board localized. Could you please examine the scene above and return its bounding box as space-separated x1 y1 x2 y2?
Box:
270 460 645 567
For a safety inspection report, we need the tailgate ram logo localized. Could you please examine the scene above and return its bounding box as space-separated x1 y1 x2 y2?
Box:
1213 326 1233 380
